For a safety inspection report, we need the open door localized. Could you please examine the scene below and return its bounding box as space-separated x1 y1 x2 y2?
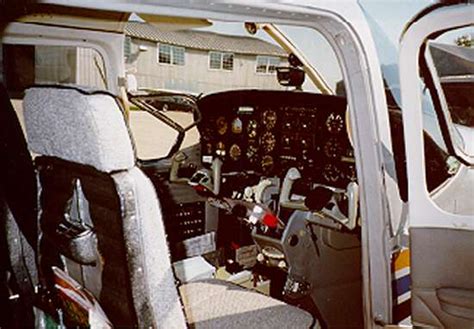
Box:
399 3 474 328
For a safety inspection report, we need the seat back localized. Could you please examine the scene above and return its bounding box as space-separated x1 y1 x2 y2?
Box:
23 85 186 328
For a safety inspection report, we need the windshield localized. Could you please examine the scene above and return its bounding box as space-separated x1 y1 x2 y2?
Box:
126 18 344 160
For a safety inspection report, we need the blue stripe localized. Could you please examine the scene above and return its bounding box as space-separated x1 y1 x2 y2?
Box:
392 275 411 298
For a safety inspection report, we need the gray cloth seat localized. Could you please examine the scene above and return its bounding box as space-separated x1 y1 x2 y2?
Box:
23 84 313 328
179 279 313 328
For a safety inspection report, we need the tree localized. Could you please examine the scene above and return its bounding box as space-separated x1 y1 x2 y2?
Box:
455 34 473 48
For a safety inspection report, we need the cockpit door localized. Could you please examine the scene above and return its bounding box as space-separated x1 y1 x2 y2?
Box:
399 3 474 328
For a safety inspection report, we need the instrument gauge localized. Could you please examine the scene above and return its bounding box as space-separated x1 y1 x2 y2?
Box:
231 117 243 134
261 155 274 173
346 164 357 181
323 164 341 183
216 141 226 157
247 119 258 138
216 116 228 135
262 110 277 130
326 113 344 134
260 131 276 153
229 144 242 161
324 138 342 158
246 143 259 163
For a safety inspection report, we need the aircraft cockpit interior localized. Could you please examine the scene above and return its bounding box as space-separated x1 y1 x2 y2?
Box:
0 11 450 329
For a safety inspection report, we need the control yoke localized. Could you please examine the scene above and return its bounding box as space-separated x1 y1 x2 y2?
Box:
279 167 359 230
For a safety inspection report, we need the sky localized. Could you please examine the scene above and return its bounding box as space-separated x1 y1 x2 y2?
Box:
189 1 440 92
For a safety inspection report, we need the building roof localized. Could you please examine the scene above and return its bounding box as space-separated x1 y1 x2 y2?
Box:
125 22 286 57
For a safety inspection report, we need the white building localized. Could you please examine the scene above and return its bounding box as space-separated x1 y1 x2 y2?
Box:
124 22 287 94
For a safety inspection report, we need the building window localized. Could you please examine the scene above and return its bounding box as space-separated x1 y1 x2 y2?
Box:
124 36 132 59
256 56 280 74
209 51 234 71
158 43 185 65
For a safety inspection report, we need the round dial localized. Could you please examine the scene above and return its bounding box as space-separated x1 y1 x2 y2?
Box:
323 164 341 183
346 164 357 181
247 119 258 138
216 116 228 135
246 143 258 163
261 155 274 173
262 110 277 130
231 117 243 134
215 141 226 157
326 113 344 134
229 144 242 161
260 131 276 153
324 138 342 158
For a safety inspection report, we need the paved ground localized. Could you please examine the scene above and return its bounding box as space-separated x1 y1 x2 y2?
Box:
129 110 200 160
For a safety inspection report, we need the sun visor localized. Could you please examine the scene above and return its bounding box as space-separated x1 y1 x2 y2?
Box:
138 14 212 31
14 5 129 33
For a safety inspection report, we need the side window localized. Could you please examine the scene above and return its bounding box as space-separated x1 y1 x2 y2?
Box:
3 44 107 97
2 43 107 136
421 26 474 215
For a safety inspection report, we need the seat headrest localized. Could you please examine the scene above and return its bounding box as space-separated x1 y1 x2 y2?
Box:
24 85 135 173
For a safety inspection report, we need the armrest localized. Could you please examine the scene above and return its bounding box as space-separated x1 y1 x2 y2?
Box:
437 288 474 320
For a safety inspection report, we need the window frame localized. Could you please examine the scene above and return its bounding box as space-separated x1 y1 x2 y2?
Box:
208 51 234 71
157 43 185 66
124 36 132 59
255 55 281 74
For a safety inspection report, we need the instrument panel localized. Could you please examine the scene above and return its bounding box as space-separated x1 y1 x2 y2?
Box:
197 90 356 188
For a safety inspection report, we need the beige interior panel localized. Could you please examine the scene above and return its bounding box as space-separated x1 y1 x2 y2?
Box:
410 227 474 328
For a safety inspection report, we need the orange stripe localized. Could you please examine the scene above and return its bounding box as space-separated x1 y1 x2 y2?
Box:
393 249 410 271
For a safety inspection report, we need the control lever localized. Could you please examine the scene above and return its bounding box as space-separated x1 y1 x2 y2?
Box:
279 167 359 230
170 151 188 183
189 168 215 196
308 183 359 230
188 157 222 196
279 167 307 210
